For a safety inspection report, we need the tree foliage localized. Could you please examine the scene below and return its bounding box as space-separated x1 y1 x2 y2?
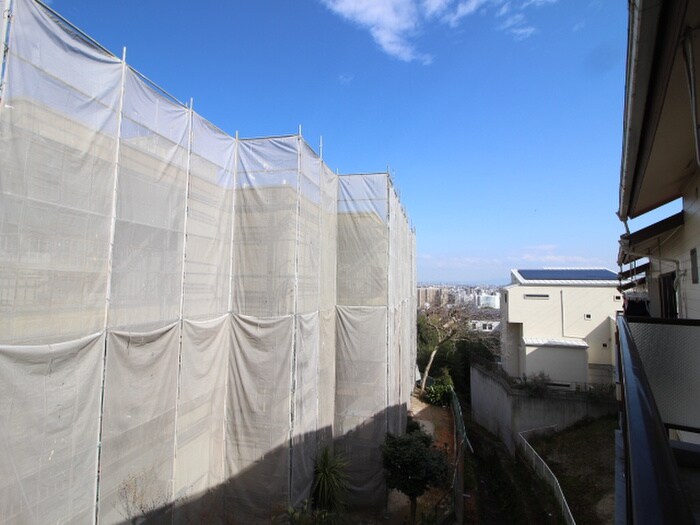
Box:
380 430 449 524
417 308 501 401
424 368 454 407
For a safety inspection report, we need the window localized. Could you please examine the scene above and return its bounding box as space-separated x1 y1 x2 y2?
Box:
584 313 592 320
660 271 679 319
692 248 698 284
614 295 622 302
524 294 549 300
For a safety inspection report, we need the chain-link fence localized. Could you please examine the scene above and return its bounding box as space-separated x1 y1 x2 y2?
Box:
517 427 576 525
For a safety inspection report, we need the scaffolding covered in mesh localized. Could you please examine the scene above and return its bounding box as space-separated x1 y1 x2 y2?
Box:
0 0 416 523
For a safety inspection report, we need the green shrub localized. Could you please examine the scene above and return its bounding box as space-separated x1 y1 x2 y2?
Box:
424 369 454 406
424 382 452 406
586 382 616 401
283 500 337 525
381 431 449 525
312 447 348 514
523 372 550 397
406 415 422 434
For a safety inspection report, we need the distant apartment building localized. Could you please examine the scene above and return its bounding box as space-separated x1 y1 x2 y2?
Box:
500 269 622 386
417 286 442 308
470 320 500 333
476 292 501 309
418 285 500 309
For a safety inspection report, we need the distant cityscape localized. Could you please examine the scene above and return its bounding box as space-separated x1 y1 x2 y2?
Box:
417 284 501 310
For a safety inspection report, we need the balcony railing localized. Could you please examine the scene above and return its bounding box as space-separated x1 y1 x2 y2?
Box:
616 315 695 524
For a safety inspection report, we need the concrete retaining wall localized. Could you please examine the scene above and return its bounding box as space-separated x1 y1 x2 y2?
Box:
470 364 616 454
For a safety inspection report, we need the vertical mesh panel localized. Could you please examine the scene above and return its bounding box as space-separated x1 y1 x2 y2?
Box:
297 143 321 314
629 320 700 429
335 305 388 507
0 0 121 344
232 138 298 317
227 314 293 522
99 324 180 524
337 175 388 306
0 334 103 524
387 189 402 435
318 165 338 445
182 114 235 319
291 312 321 507
335 174 390 507
109 69 188 329
174 315 230 522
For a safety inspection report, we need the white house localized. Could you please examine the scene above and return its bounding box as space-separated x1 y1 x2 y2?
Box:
470 320 500 333
500 268 622 386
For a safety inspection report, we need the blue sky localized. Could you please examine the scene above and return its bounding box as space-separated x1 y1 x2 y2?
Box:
47 0 660 284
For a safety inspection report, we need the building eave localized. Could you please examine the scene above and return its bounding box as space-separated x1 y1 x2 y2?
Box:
619 0 692 220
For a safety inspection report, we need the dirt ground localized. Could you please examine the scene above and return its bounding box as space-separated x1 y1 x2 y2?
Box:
347 392 456 524
529 415 617 525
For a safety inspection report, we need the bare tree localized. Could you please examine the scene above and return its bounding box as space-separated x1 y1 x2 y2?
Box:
418 307 469 393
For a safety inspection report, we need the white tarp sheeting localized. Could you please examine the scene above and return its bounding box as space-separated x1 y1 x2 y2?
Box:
0 0 416 523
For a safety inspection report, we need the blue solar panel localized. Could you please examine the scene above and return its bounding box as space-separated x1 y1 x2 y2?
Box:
518 269 617 281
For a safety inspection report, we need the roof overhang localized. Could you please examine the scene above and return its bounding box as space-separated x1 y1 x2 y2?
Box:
618 0 700 220
618 262 649 291
522 337 589 349
618 211 685 264
619 261 651 280
620 276 647 291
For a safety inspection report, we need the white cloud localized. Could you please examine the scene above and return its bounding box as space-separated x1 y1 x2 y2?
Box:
321 0 432 63
500 13 525 29
418 242 614 283
572 20 585 32
523 243 558 251
510 26 536 39
422 0 451 17
522 0 558 7
498 12 536 38
443 0 489 27
320 0 553 63
521 253 588 264
338 73 355 83
496 2 512 17
514 244 598 265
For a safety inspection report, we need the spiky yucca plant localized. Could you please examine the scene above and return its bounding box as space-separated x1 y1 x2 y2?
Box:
311 447 348 513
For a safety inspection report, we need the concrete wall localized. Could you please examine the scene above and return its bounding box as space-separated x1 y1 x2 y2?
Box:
470 364 616 454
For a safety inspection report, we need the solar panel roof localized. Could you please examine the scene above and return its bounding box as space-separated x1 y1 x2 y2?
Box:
517 269 618 281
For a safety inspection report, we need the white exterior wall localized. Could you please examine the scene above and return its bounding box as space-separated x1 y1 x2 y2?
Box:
500 289 520 377
525 345 588 384
643 170 700 319
501 283 620 383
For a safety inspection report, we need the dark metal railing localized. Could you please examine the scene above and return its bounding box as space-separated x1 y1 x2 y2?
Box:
616 315 694 524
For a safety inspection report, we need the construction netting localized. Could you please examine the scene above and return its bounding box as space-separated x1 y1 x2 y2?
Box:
335 174 415 506
0 0 416 523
